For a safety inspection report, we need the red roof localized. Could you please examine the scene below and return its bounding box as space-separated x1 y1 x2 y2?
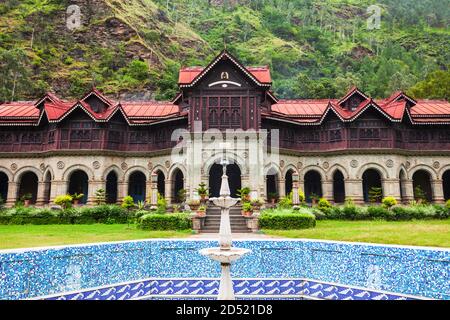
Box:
0 102 39 118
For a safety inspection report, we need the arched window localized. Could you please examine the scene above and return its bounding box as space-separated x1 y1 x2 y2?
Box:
285 170 294 196
106 171 118 204
332 170 345 203
443 170 450 201
362 169 382 203
412 170 433 203
0 172 8 204
172 169 184 203
304 170 322 203
128 171 146 203
68 170 89 204
156 171 165 197
43 171 52 205
18 171 39 204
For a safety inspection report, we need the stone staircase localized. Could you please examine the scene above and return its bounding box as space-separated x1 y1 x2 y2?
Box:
201 205 251 233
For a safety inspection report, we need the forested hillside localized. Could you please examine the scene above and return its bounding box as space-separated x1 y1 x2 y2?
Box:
0 0 449 101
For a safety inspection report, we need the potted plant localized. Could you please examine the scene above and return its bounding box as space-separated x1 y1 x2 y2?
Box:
236 187 251 202
196 205 206 217
177 188 186 204
250 197 264 210
310 193 320 206
196 182 209 201
267 192 278 204
21 193 33 207
242 202 253 217
72 193 84 206
187 199 200 211
172 204 180 213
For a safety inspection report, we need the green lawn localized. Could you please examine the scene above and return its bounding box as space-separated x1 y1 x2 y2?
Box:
262 220 450 248
0 224 192 250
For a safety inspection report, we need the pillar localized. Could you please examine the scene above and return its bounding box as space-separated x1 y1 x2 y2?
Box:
431 179 445 204
344 179 364 204
322 180 333 202
87 180 103 205
117 181 127 204
5 181 18 207
278 177 285 198
150 173 158 205
165 179 173 205
403 179 414 203
292 173 300 204
49 180 67 205
382 179 402 202
35 181 46 206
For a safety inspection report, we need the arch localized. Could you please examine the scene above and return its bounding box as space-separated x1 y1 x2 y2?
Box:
106 171 118 204
63 164 94 181
300 165 327 181
0 167 13 181
328 164 350 180
43 170 52 205
18 171 39 204
356 163 389 179
68 170 89 204
412 170 433 203
408 164 438 180
442 169 450 201
209 163 241 198
103 165 124 182
265 163 281 202
362 168 383 203
128 170 146 203
204 152 246 177
282 163 298 178
13 166 43 183
124 166 150 182
332 169 346 203
153 169 166 197
304 170 323 203
171 168 185 203
151 164 168 179
168 163 187 183
285 169 295 196
0 171 9 204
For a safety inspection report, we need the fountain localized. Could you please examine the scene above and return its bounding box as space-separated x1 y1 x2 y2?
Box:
199 159 251 300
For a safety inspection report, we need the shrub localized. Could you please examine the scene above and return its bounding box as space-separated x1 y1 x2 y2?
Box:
259 211 316 229
277 192 293 209
298 189 305 203
139 213 192 230
94 188 106 205
317 198 331 210
368 187 383 203
367 206 389 219
156 193 167 213
54 194 73 209
382 197 397 209
446 199 450 210
121 196 135 210
242 202 253 212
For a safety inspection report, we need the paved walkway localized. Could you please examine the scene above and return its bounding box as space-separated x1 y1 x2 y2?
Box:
189 232 284 239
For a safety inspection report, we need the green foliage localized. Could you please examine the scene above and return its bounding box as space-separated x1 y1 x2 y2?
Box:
236 187 251 200
157 193 167 213
242 202 253 212
71 193 84 201
277 192 293 209
368 187 383 203
195 182 208 197
382 197 398 209
121 196 135 210
138 213 192 230
446 199 450 210
298 189 305 204
414 185 428 203
317 198 331 211
408 70 450 100
94 188 106 206
259 210 316 230
54 194 73 209
176 189 186 203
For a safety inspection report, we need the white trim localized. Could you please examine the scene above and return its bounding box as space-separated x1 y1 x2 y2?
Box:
208 80 242 87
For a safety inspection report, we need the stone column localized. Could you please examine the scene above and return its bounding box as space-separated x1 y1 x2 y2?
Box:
403 179 414 203
344 179 364 204
87 180 103 205
292 173 300 205
5 181 18 207
165 179 173 205
322 180 333 202
150 173 158 205
278 177 285 198
117 181 127 204
431 179 445 204
382 179 402 202
35 181 46 206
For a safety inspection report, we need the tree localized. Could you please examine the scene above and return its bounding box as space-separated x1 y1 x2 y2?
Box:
408 70 450 100
0 48 32 101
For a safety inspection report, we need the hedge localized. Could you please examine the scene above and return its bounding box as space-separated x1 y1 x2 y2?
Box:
138 213 192 230
259 212 316 229
0 205 133 225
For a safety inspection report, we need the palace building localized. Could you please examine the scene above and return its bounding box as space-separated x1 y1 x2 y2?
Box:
0 50 450 207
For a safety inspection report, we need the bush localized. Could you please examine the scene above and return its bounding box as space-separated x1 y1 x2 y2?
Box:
446 199 450 210
317 198 331 210
139 213 192 230
298 189 305 203
277 192 293 209
382 197 397 209
259 209 316 229
54 194 73 209
367 206 389 219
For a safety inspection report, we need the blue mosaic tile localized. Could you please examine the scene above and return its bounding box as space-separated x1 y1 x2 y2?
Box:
0 239 448 300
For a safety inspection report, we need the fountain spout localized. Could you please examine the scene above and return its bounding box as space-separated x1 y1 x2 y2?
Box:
199 159 251 300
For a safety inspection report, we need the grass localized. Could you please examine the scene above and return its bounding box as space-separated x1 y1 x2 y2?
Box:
0 224 192 250
262 220 450 248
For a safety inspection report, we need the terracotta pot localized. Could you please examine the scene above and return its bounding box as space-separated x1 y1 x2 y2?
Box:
24 200 31 207
73 199 80 206
196 211 206 217
270 198 275 204
242 211 252 217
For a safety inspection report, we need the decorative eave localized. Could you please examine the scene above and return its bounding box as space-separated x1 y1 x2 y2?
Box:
337 86 370 105
179 50 272 88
